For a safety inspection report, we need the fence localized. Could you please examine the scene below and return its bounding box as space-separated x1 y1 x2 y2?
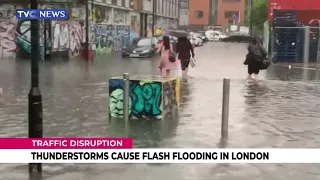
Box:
271 26 320 65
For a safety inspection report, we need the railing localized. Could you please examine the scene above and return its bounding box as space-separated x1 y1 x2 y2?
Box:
271 26 320 65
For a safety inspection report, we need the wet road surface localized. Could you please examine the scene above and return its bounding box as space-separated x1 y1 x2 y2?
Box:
1 42 320 179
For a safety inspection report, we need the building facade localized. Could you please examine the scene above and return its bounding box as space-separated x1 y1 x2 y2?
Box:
0 0 178 60
179 0 189 26
181 0 247 30
140 0 179 37
217 0 246 25
189 0 210 26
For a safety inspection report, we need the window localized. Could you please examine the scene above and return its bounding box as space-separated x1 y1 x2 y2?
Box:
225 11 238 18
180 1 188 9
136 38 152 46
194 10 203 18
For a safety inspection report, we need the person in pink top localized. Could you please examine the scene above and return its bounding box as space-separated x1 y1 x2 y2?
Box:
157 36 175 77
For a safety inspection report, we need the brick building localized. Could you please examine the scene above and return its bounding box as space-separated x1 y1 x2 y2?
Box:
217 0 246 25
180 0 249 28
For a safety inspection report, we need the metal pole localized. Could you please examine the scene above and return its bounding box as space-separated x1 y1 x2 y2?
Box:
85 0 89 61
221 78 230 139
123 73 130 122
249 0 253 36
29 0 43 176
303 26 310 64
152 0 156 36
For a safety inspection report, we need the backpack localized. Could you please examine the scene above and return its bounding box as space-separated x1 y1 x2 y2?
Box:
249 45 263 60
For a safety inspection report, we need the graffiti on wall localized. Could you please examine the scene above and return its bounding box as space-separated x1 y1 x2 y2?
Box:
130 80 162 118
109 78 179 120
90 5 112 24
109 79 132 118
69 22 85 57
52 21 84 57
147 15 177 37
162 80 179 120
0 3 150 59
92 24 130 55
52 21 69 51
16 19 48 58
113 9 130 25
130 12 140 42
0 4 18 60
0 4 85 60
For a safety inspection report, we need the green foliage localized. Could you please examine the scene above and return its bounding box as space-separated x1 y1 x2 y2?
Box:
250 0 268 31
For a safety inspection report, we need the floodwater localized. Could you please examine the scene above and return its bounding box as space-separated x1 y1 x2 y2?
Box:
1 43 320 180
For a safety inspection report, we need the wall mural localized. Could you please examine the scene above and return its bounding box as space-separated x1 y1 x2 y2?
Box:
147 15 175 37
90 5 132 55
91 24 130 55
109 78 179 120
0 4 84 60
52 21 85 57
0 4 19 60
0 3 176 60
129 12 140 42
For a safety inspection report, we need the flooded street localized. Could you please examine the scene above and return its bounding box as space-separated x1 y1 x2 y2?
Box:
1 43 320 179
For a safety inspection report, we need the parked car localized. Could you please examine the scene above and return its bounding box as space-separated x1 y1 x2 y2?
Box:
205 30 215 41
213 31 228 41
197 31 209 42
191 33 204 46
221 35 253 43
188 36 196 47
121 37 158 58
169 30 189 38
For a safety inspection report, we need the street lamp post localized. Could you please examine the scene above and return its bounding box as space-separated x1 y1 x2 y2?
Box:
152 0 156 36
29 0 43 176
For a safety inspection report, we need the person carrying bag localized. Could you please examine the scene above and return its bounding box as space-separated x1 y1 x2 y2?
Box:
244 38 269 80
176 36 195 77
157 36 175 77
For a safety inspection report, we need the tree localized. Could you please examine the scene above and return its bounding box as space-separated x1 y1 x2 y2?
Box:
250 0 268 32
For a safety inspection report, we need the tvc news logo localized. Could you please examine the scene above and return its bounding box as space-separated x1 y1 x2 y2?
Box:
16 9 68 20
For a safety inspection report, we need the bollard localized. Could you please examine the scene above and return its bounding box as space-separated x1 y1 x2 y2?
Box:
303 26 310 64
123 73 130 122
221 78 230 139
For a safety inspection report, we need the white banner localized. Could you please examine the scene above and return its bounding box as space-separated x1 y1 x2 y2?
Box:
1 149 320 163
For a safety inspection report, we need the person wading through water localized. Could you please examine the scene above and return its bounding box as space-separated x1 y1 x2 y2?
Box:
157 36 175 77
176 36 195 77
244 38 268 80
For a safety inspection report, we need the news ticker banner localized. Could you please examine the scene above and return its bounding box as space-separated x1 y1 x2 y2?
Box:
1 138 320 163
